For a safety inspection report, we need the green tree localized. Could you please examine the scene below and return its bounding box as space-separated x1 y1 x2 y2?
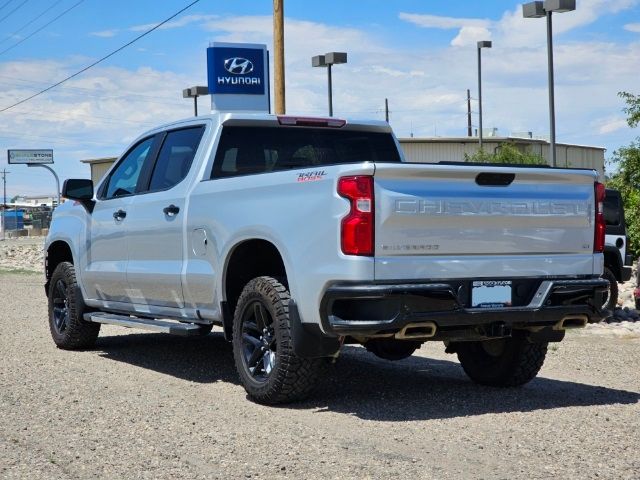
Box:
619 91 640 128
465 143 547 165
607 93 640 256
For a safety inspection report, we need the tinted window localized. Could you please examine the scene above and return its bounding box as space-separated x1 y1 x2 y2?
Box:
604 193 621 226
149 126 205 191
105 137 154 199
211 126 401 179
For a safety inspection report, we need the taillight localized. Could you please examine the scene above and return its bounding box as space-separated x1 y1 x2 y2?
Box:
594 182 606 253
338 176 374 256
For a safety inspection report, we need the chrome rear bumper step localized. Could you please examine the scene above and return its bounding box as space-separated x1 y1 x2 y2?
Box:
84 312 209 336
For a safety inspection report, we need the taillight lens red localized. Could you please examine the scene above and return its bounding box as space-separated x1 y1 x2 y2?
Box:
338 176 374 256
594 182 606 253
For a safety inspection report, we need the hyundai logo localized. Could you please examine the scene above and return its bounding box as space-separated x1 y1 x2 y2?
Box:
224 57 254 75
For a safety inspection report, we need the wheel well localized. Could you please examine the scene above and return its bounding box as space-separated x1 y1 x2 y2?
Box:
224 240 287 314
46 241 73 282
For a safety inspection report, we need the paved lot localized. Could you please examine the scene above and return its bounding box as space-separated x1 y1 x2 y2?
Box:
1 272 639 479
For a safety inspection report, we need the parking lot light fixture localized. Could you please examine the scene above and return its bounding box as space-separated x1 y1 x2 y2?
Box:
312 52 348 117
477 41 492 149
522 0 576 167
182 85 209 116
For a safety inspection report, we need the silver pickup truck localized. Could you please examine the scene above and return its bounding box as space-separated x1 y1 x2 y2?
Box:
45 112 609 404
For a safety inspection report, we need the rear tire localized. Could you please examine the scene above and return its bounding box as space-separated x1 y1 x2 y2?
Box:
365 338 422 361
48 262 100 349
456 336 547 387
601 267 618 311
232 276 325 404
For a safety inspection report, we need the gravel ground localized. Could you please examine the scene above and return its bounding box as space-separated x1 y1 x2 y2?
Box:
0 272 639 479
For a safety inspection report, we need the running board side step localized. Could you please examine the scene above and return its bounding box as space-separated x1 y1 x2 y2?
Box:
84 312 210 336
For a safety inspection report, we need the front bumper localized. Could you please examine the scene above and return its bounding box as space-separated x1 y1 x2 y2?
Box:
319 278 609 337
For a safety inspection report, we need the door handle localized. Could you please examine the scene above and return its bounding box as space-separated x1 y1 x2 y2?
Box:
113 209 127 220
163 204 180 216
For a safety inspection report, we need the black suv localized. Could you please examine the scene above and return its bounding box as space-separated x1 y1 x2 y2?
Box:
602 188 634 309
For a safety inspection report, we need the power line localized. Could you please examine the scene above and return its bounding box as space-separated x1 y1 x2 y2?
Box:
0 0 84 57
0 0 64 46
0 0 15 13
0 0 201 113
0 0 28 26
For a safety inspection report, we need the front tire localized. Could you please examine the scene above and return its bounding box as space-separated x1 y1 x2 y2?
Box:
48 262 100 349
232 276 325 404
456 336 547 387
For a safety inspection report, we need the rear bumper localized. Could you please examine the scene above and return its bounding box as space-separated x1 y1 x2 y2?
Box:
319 278 609 337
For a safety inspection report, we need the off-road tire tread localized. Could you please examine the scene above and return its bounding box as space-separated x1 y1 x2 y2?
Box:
48 262 100 349
457 337 548 387
232 276 325 404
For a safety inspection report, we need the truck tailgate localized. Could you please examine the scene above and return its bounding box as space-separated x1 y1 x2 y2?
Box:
374 163 599 280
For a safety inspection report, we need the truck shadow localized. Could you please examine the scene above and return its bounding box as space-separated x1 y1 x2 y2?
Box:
95 332 639 422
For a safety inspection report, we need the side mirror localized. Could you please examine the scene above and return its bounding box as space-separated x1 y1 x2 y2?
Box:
62 179 95 212
63 179 93 200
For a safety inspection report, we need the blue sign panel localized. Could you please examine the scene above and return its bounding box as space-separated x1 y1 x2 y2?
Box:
207 46 265 95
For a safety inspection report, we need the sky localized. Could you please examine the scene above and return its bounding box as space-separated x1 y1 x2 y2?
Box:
0 0 639 197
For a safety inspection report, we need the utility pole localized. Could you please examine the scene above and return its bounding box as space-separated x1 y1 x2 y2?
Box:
1 169 9 241
466 89 472 137
385 98 389 123
273 0 285 114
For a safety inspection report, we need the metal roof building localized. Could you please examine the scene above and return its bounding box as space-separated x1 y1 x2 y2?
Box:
398 136 606 175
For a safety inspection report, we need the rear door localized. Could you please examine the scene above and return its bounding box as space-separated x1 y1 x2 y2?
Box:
373 163 598 280
125 125 206 308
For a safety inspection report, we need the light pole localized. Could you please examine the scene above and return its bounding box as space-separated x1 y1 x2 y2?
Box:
477 41 492 150
182 86 209 116
312 52 347 117
523 0 576 167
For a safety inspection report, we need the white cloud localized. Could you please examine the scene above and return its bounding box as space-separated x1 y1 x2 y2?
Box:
90 29 118 38
129 14 218 32
596 117 628 134
451 26 493 47
398 12 493 46
401 0 640 48
624 22 640 32
398 12 490 30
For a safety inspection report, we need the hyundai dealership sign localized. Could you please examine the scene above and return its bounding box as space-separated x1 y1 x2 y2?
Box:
207 42 270 112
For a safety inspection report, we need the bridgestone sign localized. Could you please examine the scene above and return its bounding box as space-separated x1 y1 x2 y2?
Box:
8 149 54 164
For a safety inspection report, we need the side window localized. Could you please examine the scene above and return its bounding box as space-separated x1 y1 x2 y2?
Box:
603 194 621 226
105 137 155 199
148 126 205 191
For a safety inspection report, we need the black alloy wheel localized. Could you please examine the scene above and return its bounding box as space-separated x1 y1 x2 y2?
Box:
51 278 70 335
240 300 277 383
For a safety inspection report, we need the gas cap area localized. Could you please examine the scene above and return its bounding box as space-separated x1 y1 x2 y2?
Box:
192 228 208 257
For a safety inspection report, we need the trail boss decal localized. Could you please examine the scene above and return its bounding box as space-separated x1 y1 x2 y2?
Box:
297 171 327 182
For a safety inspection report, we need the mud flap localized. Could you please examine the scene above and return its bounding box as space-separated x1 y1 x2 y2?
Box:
289 299 341 358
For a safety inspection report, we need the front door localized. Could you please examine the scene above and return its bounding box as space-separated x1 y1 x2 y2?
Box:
82 136 157 302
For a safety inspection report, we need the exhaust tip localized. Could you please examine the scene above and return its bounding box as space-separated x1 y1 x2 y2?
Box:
554 315 588 330
395 322 437 340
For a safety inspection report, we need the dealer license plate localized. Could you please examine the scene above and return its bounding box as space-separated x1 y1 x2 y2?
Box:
472 281 512 308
